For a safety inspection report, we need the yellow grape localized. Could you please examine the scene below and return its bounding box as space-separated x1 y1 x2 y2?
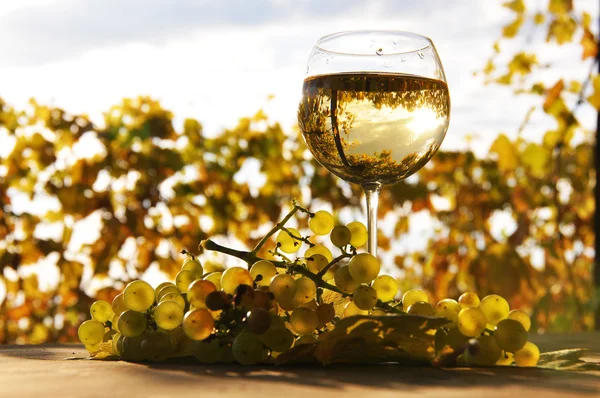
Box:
353 285 378 310
220 267 254 295
496 351 514 365
123 280 155 312
293 277 317 304
90 300 114 323
111 314 120 332
250 260 277 287
508 309 531 331
316 303 335 326
493 319 527 352
370 309 388 316
181 257 204 279
334 265 359 294
118 310 147 338
156 285 180 302
434 298 461 325
111 333 122 356
154 300 184 330
458 292 480 309
290 307 319 334
457 307 487 337
464 334 502 366
183 309 215 341
343 301 368 317
407 301 435 316
154 282 175 299
330 225 351 247
348 253 380 283
176 270 197 293
296 334 318 346
78 320 105 345
203 272 222 290
305 245 333 262
111 293 128 315
306 253 329 274
277 228 303 253
514 342 540 367
188 280 217 309
347 221 368 248
372 275 398 302
269 329 295 353
159 292 186 309
401 289 428 309
479 294 510 326
309 210 334 235
232 332 264 365
269 274 297 302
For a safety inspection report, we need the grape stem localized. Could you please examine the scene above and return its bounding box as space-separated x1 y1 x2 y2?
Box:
316 252 352 278
280 226 315 248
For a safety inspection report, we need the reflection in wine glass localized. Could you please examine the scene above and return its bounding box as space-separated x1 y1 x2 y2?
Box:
298 31 450 256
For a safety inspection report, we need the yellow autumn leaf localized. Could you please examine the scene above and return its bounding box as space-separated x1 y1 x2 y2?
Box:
502 15 524 38
503 0 525 13
587 75 600 110
521 143 549 177
489 134 518 171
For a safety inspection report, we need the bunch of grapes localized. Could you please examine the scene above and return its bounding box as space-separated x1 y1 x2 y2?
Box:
78 205 539 367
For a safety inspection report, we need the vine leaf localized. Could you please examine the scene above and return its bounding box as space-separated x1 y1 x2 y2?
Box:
538 349 600 371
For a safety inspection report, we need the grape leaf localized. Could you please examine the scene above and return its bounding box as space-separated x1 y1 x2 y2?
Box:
276 314 448 365
538 349 600 371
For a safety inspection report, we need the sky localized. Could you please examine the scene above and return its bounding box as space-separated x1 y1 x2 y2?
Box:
0 0 598 157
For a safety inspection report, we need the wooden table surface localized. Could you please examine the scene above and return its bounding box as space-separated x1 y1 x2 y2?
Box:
1 333 599 398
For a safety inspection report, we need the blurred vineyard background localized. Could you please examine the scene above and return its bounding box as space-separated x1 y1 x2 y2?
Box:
1 0 599 343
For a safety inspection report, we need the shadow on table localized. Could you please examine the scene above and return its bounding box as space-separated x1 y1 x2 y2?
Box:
141 359 600 395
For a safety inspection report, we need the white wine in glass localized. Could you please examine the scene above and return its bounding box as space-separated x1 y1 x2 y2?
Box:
298 31 450 256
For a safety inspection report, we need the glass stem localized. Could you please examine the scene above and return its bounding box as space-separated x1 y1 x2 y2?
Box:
362 182 382 257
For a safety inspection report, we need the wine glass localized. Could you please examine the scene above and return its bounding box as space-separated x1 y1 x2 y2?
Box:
298 31 450 256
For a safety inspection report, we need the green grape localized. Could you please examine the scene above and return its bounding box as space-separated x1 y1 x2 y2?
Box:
159 292 186 309
154 282 175 299
353 285 378 311
445 327 470 350
276 228 303 253
306 253 329 274
183 309 214 341
188 280 217 309
348 253 380 283
154 300 184 331
123 280 155 312
90 300 114 323
514 342 540 367
293 277 317 304
269 329 294 353
232 332 265 365
434 298 461 325
111 333 122 356
458 292 480 309
347 221 368 248
496 351 514 366
330 225 351 247
493 319 527 352
479 294 510 326
464 335 502 366
247 308 272 335
250 260 277 287
156 285 181 302
118 310 147 338
372 275 398 302
140 332 172 362
316 303 335 326
407 301 435 316
334 265 359 293
290 307 319 334
309 210 335 235
457 308 487 337
194 339 224 364
111 293 128 315
269 274 297 302
181 257 204 279
508 309 531 331
257 315 287 350
121 335 146 361
203 272 222 290
176 270 197 293
305 245 333 262
343 301 368 317
221 267 254 295
111 314 120 332
78 320 105 345
401 289 428 309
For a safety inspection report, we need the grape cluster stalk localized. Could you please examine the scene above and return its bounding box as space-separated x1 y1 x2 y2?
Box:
78 202 540 367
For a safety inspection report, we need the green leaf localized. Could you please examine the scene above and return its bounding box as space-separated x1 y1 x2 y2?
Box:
538 349 600 371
